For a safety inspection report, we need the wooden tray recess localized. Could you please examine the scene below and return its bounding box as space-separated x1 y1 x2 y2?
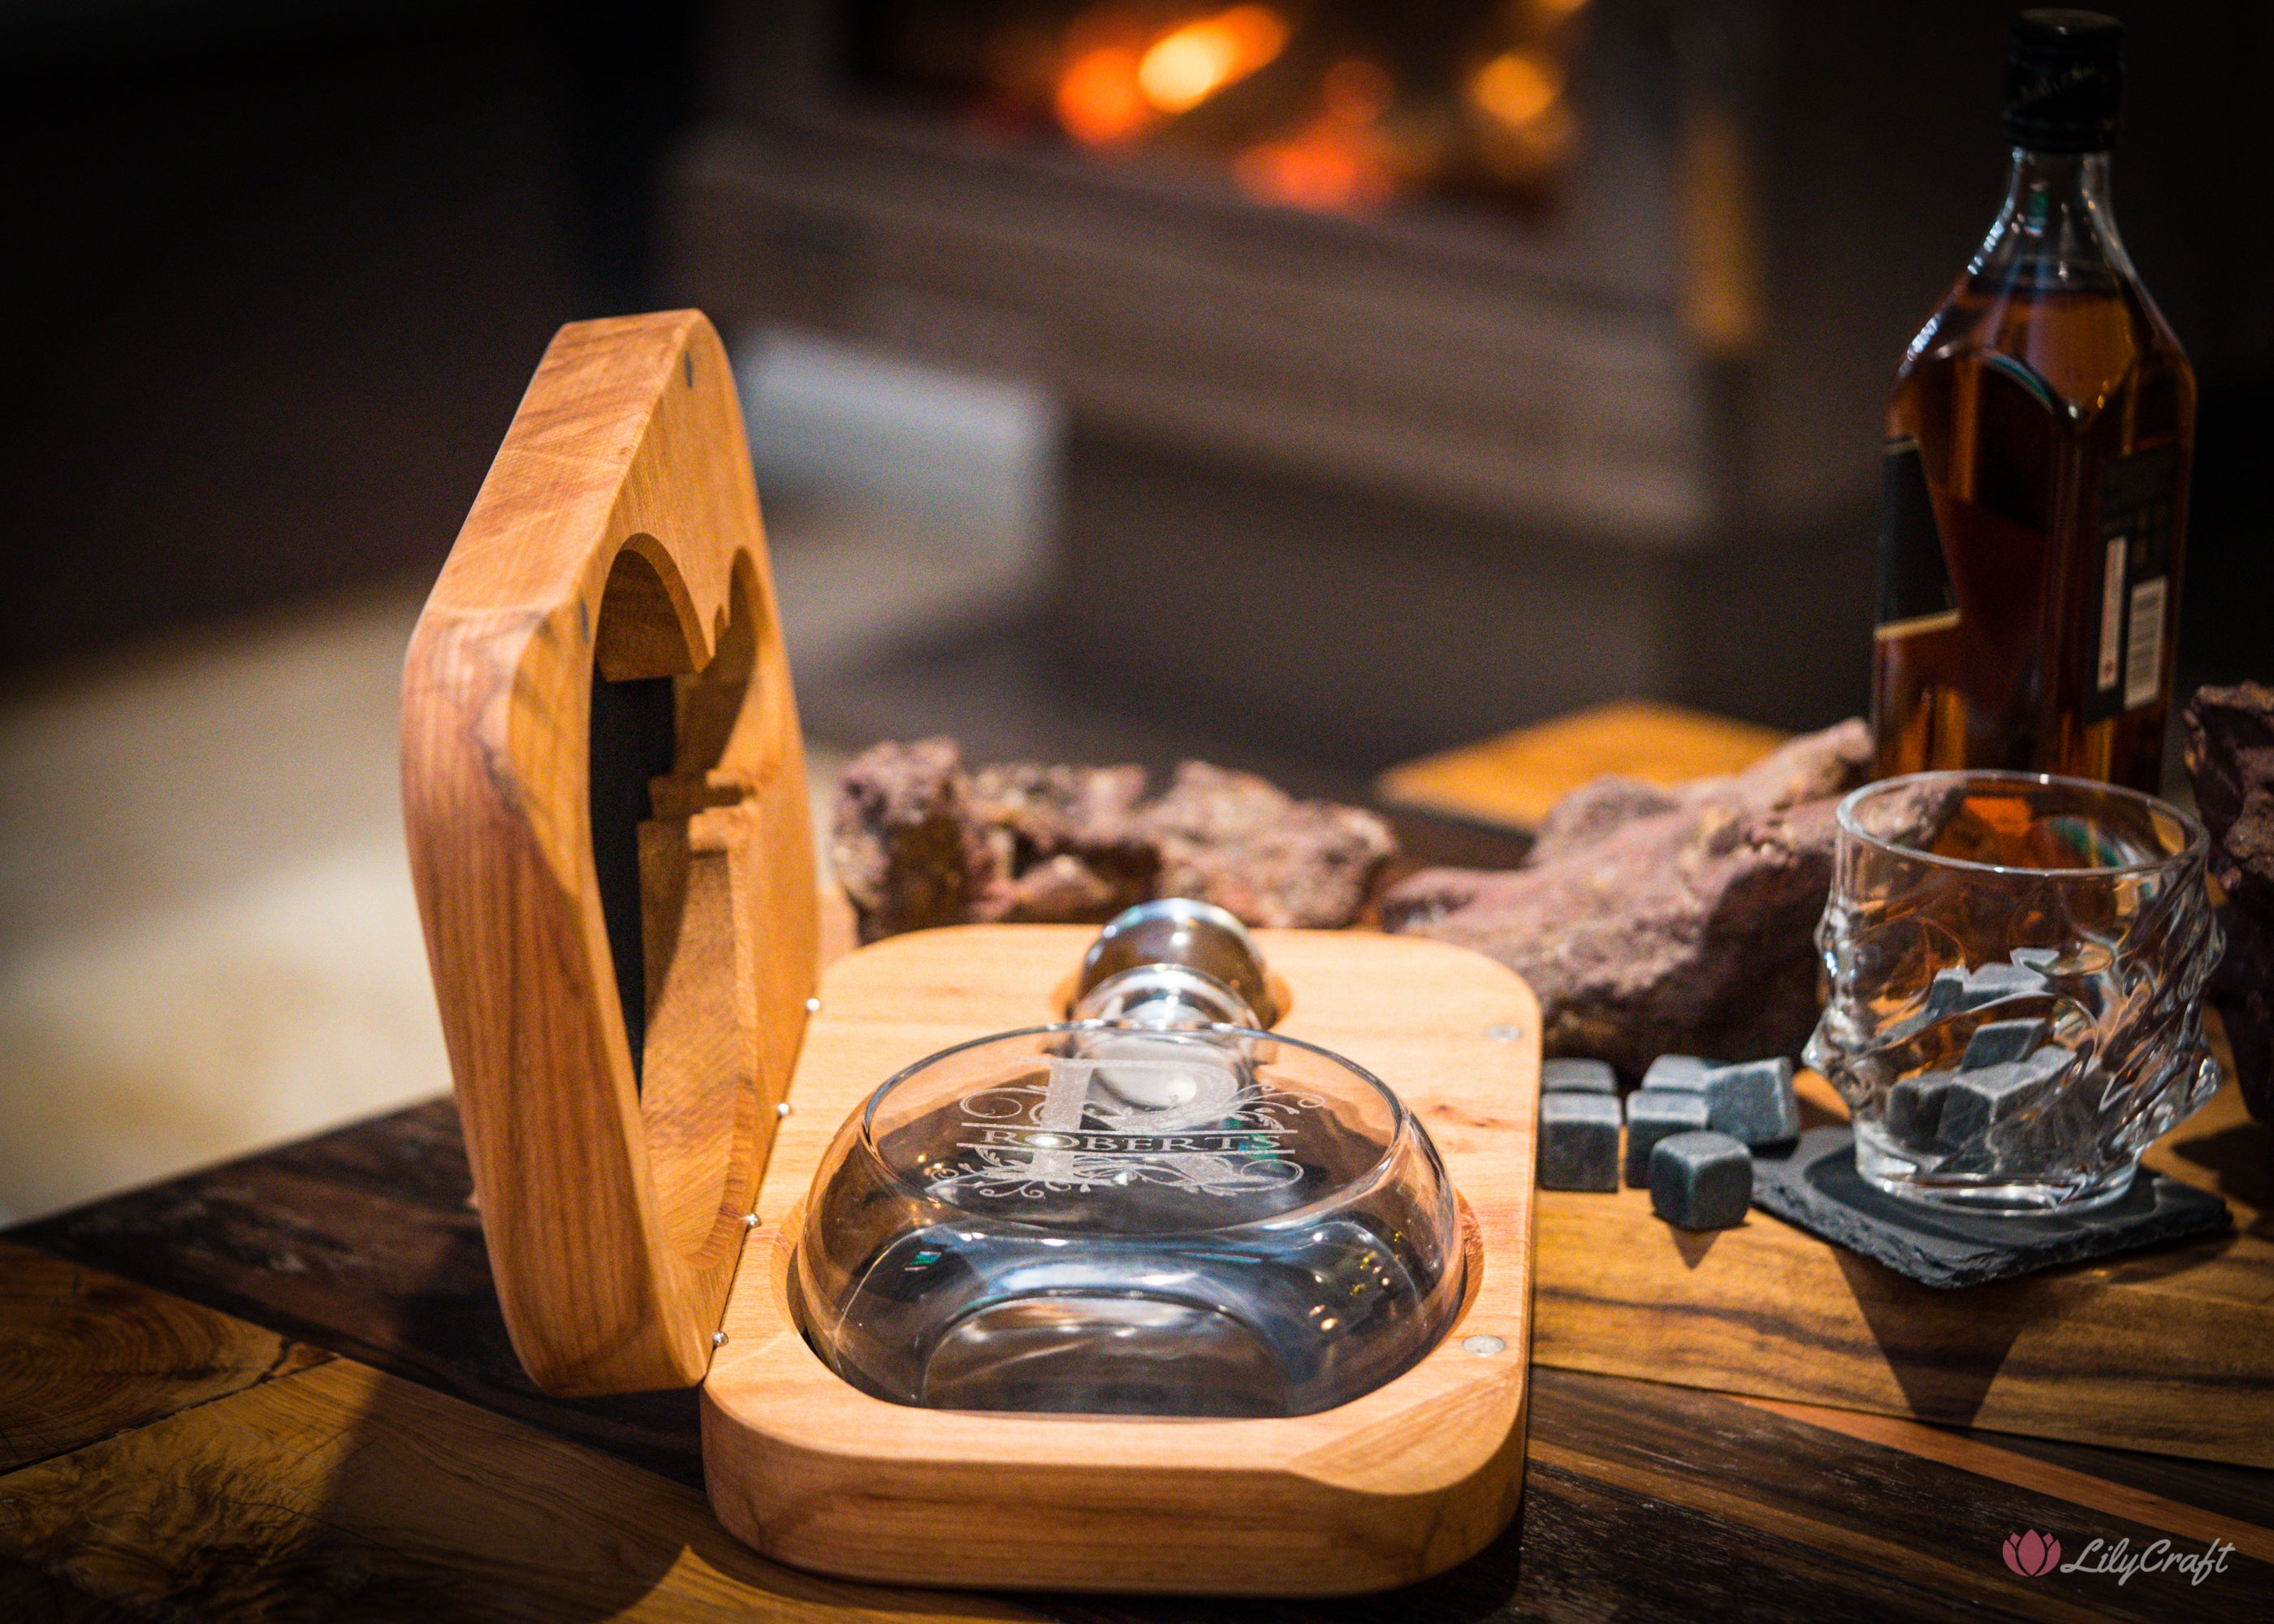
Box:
401 313 1544 1596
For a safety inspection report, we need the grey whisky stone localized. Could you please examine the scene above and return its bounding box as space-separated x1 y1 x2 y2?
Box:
1538 1093 1622 1191
1961 1017 2051 1069
1699 1056 1801 1147
1959 961 2047 1009
1884 1069 1956 1149
1891 962 2054 1046
1641 1054 1710 1092
1919 960 1974 1009
1542 1057 1619 1095
1917 961 2048 1022
1624 1089 1712 1186
1917 967 1969 1022
1934 1046 2073 1150
1648 1130 1753 1229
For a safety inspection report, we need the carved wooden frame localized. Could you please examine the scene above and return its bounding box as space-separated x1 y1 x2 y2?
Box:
402 311 817 1394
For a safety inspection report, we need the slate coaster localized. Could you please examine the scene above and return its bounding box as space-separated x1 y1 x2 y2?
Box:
1750 1127 2231 1289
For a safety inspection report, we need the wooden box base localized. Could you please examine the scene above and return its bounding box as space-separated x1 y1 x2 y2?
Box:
700 925 1541 1596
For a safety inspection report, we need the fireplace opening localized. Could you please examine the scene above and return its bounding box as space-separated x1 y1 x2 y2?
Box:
839 1 1591 221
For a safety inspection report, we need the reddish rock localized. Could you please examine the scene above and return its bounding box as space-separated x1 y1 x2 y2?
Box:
2185 682 2274 1125
830 737 991 944
968 762 1157 924
1701 720 1877 815
970 762 1149 853
831 749 1396 939
1144 762 1399 930
1384 721 1873 1074
1525 777 1679 866
977 853 1139 923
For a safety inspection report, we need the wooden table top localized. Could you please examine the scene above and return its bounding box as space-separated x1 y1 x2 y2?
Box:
3 1091 2270 1621
1375 701 1790 832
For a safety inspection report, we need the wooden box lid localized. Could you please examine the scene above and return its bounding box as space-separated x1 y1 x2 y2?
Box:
401 311 817 1396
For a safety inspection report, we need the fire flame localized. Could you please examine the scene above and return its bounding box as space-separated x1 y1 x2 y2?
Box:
1039 2 1581 212
1234 58 1399 214
1137 6 1290 114
1468 50 1562 130
1056 42 1154 145
1464 45 1575 183
1054 6 1290 147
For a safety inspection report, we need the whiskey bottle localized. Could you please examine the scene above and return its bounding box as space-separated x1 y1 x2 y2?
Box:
1871 10 2194 792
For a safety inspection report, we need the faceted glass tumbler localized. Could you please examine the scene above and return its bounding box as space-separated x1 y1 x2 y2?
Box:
1805 771 2221 1212
793 1021 1464 1417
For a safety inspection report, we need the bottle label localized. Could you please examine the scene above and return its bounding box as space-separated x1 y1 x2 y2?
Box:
1874 438 1959 638
940 1058 1311 1198
2086 443 2181 722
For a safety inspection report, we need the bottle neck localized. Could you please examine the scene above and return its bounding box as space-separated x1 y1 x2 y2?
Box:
1971 146 2135 291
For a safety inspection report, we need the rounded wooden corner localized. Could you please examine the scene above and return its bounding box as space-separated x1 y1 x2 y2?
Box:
402 310 819 1396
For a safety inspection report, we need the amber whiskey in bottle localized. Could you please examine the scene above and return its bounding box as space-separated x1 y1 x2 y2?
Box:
1871 11 2194 792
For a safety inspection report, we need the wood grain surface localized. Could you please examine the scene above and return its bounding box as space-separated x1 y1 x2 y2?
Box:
1726 1395 2274 1565
1533 1061 2274 1466
0 1555 142 1623
1374 700 1788 831
11 1095 2272 1619
401 310 818 1397
703 924 1541 1596
15 1099 715 1487
0 1242 328 1473
0 1350 1034 1622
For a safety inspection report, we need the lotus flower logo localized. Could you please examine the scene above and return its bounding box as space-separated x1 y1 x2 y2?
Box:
2003 1530 2063 1577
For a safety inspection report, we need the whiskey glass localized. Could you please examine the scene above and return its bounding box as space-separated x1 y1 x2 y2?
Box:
1805 770 2220 1212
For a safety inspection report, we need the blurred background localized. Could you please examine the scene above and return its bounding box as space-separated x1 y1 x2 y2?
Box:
2 0 2268 1221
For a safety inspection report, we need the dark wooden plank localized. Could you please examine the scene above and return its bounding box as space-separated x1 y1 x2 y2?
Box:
13 1099 2272 1622
1528 1369 2272 1622
1732 1394 2274 1557
8 1100 707 1488
0 1241 328 1472
0 1554 145 1622
1042 1457 2069 1624
0 1354 1037 1624
1979 1430 2274 1534
1041 1366 2272 1622
1533 1078 2274 1467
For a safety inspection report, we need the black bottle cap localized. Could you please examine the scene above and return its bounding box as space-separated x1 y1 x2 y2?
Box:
2005 10 2124 152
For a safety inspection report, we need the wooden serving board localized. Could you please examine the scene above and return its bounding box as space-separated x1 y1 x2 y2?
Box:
1375 701 1788 831
703 924 1542 1597
1533 1062 2274 1467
